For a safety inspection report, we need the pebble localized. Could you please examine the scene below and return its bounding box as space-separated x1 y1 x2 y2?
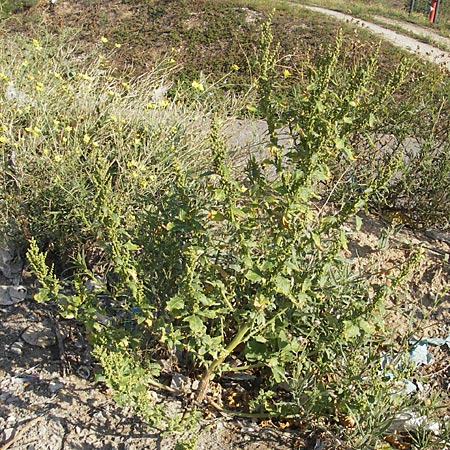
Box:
9 340 24 355
49 380 64 393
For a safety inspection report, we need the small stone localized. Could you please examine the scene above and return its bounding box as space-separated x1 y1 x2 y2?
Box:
49 380 64 393
21 323 56 348
9 341 23 355
2 427 14 442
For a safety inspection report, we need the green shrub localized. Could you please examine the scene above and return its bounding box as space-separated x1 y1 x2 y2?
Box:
22 21 449 449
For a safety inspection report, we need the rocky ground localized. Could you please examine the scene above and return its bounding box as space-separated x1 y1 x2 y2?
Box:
1 210 449 449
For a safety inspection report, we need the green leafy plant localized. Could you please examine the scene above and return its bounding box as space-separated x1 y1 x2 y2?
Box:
12 16 449 450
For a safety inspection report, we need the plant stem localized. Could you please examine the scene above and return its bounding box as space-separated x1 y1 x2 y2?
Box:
195 322 252 403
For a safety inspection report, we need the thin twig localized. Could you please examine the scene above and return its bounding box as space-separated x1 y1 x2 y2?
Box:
0 416 42 450
47 312 68 377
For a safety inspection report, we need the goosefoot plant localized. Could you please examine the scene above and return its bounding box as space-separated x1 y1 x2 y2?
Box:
25 20 446 450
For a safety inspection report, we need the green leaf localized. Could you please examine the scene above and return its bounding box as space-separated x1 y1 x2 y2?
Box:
355 215 362 232
34 288 50 303
335 137 345 150
342 146 356 161
245 340 267 361
359 319 376 335
167 296 185 313
311 232 324 251
124 241 139 251
268 358 286 383
245 269 264 282
231 206 247 218
344 320 360 340
275 274 291 295
184 315 205 334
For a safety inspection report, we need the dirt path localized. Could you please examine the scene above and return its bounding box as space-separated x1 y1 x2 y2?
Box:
295 4 450 70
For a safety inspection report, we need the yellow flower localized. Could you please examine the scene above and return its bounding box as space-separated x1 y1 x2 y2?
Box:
232 64 240 71
32 39 42 51
114 43 122 48
158 98 169 108
0 72 8 81
283 69 292 78
25 126 41 137
22 60 29 67
0 136 8 144
35 81 44 92
78 73 93 82
83 134 91 144
191 80 204 92
54 155 62 163
101 36 108 44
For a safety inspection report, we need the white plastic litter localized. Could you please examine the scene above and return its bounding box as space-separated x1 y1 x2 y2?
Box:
389 410 440 435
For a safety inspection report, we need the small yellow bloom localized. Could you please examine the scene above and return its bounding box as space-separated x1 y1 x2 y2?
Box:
32 39 42 51
0 72 8 81
78 73 93 82
0 136 8 144
158 98 169 108
64 125 72 133
232 64 240 71
283 69 292 78
53 72 63 81
22 60 29 67
191 80 204 92
54 155 62 163
35 81 44 92
101 36 108 44
42 148 49 156
25 126 41 137
83 134 91 144
122 82 130 90
114 43 121 48
169 58 175 64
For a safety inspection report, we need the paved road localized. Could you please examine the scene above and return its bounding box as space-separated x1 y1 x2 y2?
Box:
295 4 450 70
